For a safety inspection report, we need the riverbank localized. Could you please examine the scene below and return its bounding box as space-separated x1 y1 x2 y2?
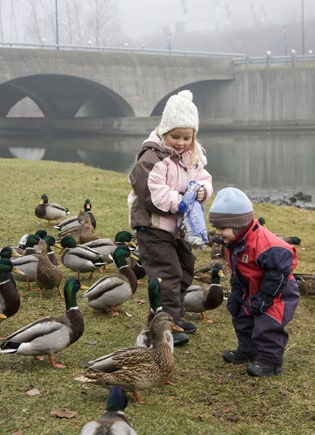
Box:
248 190 315 211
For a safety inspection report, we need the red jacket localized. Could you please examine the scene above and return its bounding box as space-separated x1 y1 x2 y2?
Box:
226 219 298 322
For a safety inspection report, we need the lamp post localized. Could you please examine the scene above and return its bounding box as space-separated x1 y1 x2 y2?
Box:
55 0 59 49
282 26 288 57
266 50 272 68
301 0 305 55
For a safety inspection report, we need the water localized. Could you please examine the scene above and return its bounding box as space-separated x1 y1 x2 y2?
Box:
1 130 314 207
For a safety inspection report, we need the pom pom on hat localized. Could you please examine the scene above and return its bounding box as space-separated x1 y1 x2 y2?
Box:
209 187 254 228
158 90 199 136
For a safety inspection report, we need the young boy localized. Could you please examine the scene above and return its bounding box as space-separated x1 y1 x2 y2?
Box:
209 187 300 376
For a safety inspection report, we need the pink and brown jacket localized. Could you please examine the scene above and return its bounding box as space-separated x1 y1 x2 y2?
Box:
128 132 213 237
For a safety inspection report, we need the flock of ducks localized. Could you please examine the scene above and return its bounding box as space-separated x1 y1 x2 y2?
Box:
0 194 226 433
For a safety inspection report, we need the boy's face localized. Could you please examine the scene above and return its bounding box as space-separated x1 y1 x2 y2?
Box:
214 227 235 244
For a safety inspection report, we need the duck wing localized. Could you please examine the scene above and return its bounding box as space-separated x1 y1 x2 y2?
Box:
82 276 131 310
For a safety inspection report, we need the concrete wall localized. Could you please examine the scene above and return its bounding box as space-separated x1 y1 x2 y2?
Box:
200 65 315 127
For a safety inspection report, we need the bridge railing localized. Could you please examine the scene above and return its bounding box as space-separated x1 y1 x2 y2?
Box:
234 53 315 67
0 41 243 59
1 42 315 66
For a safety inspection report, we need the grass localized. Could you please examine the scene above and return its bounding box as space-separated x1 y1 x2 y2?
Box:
0 157 314 435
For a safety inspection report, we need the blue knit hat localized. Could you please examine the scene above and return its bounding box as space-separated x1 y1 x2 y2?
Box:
209 187 254 228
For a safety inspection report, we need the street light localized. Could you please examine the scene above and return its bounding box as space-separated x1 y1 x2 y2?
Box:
282 26 288 57
266 50 272 68
301 0 305 55
55 0 59 49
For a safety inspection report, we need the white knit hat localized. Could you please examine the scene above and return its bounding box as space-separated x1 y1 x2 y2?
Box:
209 187 254 228
158 90 199 136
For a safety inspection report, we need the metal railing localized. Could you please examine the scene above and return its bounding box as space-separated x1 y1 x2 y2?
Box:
234 53 315 66
1 42 315 66
0 41 243 58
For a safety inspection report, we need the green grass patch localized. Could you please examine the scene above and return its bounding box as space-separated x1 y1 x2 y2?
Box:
0 158 314 434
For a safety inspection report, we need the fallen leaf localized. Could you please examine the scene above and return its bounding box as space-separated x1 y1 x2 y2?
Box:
74 375 96 383
50 409 76 419
12 430 23 435
26 388 40 396
134 299 146 305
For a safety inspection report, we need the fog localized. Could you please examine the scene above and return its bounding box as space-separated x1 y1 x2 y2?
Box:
0 0 314 55
118 0 306 35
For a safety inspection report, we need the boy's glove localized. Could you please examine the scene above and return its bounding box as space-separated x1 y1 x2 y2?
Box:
248 292 274 314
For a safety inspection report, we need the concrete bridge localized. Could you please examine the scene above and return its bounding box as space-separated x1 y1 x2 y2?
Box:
0 46 315 135
0 47 234 117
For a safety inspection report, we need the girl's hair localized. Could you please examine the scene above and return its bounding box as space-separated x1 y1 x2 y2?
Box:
191 132 207 166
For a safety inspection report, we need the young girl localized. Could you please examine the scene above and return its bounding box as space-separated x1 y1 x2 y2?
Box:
128 90 213 346
209 187 300 376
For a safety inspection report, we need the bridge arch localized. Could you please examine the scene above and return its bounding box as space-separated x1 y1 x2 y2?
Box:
0 74 134 118
150 80 223 118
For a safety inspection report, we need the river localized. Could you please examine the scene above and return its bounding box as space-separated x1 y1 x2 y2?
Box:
1 130 314 208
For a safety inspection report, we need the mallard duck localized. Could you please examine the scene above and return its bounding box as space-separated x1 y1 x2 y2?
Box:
82 312 176 404
14 233 41 256
78 213 99 244
83 198 96 229
136 277 174 353
0 246 22 288
43 235 59 266
82 245 138 316
56 213 98 244
0 258 24 320
36 239 63 299
11 253 38 291
0 278 87 368
194 258 230 285
294 273 315 296
55 199 96 233
57 236 106 280
0 246 21 261
79 385 136 435
184 263 224 323
129 255 146 284
82 231 137 267
16 230 46 254
54 212 83 233
258 217 301 245
35 193 69 225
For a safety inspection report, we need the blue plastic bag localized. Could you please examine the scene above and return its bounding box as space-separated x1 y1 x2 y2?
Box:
177 181 209 249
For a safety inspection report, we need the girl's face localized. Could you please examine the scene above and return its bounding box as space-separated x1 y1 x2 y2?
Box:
163 128 194 154
214 227 236 244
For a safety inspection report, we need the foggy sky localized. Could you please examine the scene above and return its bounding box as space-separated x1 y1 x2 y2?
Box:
0 0 314 47
117 0 314 37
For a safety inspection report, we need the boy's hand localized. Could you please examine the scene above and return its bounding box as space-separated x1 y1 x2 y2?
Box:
249 292 274 314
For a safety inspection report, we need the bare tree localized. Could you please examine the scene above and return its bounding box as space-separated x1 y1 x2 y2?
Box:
83 0 121 46
25 0 54 43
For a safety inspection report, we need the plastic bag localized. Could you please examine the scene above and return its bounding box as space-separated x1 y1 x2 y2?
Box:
177 181 209 249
